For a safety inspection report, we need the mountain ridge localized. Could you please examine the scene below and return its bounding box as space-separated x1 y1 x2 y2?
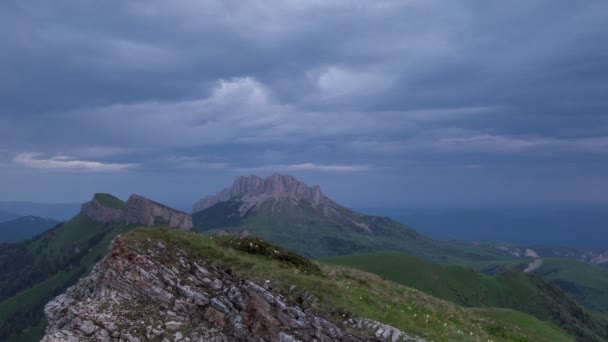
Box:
193 174 329 215
0 193 192 341
81 193 193 230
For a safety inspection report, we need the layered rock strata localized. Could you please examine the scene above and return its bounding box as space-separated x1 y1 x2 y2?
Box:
42 236 422 342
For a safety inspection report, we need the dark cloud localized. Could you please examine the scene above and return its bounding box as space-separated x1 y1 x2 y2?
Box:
0 1 607 206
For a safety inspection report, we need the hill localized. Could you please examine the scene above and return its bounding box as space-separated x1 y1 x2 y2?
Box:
323 252 608 341
529 258 608 314
192 174 515 264
0 216 60 242
0 193 193 341
42 227 572 341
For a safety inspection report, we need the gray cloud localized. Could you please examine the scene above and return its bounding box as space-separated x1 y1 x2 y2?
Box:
13 153 138 171
0 0 607 205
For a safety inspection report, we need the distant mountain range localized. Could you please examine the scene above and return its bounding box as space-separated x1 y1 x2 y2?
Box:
0 201 81 221
0 216 60 242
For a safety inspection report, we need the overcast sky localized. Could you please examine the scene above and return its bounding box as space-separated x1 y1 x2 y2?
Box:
1 1 607 209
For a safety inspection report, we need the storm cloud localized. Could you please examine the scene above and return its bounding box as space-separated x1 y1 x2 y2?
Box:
1 0 607 207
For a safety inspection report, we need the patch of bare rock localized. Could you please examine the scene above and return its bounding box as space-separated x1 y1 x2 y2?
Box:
42 236 423 342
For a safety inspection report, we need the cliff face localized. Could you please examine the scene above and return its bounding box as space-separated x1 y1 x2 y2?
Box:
81 194 193 231
42 235 421 342
81 198 125 224
193 174 329 214
125 195 193 231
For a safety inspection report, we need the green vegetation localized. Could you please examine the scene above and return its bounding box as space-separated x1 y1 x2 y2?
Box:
532 258 608 314
216 235 323 276
323 252 608 341
128 228 573 342
0 214 131 341
193 198 516 265
93 193 126 209
471 308 571 342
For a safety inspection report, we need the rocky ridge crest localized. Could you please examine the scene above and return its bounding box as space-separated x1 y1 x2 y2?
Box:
81 194 192 231
42 235 423 342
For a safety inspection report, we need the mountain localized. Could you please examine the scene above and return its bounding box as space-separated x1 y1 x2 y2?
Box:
528 258 608 314
323 252 608 341
41 227 571 341
0 193 192 341
0 211 18 223
0 201 81 221
192 174 514 263
0 216 60 242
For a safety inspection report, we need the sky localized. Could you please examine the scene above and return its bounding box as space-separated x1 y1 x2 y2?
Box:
1 1 607 210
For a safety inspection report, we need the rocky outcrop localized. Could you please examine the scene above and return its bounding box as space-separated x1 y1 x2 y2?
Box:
81 194 193 231
584 250 608 265
193 174 330 214
81 198 125 224
42 236 422 342
125 195 192 231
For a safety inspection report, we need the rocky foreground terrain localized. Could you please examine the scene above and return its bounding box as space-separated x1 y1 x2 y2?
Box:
42 233 423 342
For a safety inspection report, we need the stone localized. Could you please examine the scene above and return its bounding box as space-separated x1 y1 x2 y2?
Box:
125 195 193 230
41 235 424 342
193 174 328 214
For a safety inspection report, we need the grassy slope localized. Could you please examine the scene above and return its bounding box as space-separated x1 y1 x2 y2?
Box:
0 214 131 341
470 308 571 342
532 258 608 313
194 199 517 265
93 193 125 209
322 252 608 341
128 228 573 342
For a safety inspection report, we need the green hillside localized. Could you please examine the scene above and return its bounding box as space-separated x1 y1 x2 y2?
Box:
531 258 608 314
322 252 608 341
0 214 131 340
127 227 573 342
93 193 126 209
193 198 516 265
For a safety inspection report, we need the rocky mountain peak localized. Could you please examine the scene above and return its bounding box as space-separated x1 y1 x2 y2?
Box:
80 194 125 224
193 174 328 213
81 194 192 230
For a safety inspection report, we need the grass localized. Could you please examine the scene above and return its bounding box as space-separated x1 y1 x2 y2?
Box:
532 258 608 314
93 193 126 210
322 252 608 341
471 308 571 342
125 227 574 341
321 252 511 307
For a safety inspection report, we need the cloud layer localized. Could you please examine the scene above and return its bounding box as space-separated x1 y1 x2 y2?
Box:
0 1 607 205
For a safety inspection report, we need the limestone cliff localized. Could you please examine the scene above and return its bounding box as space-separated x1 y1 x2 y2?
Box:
80 195 125 224
193 174 329 214
81 194 193 231
42 235 422 342
125 195 193 231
